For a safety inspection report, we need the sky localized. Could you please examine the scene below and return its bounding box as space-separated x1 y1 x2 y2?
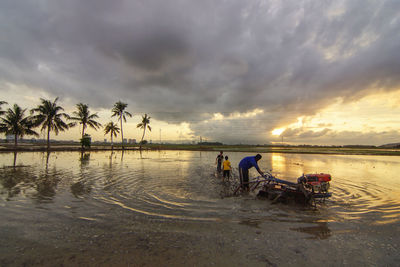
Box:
1 0 400 145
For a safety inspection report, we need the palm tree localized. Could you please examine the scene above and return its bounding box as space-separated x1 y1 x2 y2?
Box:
30 97 70 150
104 121 120 149
0 101 7 140
0 104 38 147
137 114 151 150
111 101 132 148
0 101 7 116
69 103 102 148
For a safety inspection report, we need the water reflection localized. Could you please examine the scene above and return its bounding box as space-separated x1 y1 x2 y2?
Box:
13 151 17 168
1 151 400 229
34 171 59 201
0 152 61 202
291 221 332 239
70 181 92 197
70 152 93 198
0 165 29 200
34 152 60 202
79 151 90 166
239 218 262 228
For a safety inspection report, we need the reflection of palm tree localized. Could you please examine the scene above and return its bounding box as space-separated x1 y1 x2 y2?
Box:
104 122 120 150
109 151 114 167
137 114 151 150
0 104 39 147
80 151 91 166
111 101 132 149
45 151 50 169
72 152 92 197
30 97 70 150
0 163 29 199
71 181 92 197
13 151 17 168
69 103 102 148
35 151 59 201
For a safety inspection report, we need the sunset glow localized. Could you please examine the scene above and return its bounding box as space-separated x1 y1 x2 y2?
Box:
271 128 285 136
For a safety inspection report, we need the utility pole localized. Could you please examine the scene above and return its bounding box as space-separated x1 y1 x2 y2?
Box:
159 129 161 144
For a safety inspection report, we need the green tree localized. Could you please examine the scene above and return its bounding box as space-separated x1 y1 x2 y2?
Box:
0 104 38 146
30 97 70 149
104 121 120 149
69 103 101 148
137 114 151 150
80 134 92 148
111 101 132 148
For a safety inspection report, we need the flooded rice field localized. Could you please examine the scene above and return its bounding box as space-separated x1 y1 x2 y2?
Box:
0 150 399 266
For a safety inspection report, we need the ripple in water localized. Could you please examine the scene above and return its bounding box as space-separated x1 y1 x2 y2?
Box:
1 151 400 226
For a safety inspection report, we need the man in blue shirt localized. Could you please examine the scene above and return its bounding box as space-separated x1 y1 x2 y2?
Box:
238 154 265 191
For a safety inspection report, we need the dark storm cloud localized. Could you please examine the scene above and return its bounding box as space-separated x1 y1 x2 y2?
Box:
1 0 399 143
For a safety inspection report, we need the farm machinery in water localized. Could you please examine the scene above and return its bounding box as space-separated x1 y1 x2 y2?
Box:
237 172 332 205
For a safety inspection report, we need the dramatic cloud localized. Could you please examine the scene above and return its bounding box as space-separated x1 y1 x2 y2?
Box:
279 128 400 146
1 0 399 144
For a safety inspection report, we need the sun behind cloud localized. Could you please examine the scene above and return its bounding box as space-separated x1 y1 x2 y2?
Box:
270 90 400 145
271 128 285 136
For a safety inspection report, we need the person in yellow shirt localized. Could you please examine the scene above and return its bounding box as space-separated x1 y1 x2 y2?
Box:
222 156 231 182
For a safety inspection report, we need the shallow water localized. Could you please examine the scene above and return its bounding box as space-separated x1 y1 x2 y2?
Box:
0 150 399 266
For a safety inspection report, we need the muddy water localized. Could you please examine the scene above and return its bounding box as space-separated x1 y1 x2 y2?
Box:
0 150 399 266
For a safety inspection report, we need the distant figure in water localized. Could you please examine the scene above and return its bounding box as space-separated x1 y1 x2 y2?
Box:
238 154 265 191
222 155 231 182
215 151 224 173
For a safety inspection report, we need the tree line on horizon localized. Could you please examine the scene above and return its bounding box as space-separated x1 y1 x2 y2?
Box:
0 98 151 150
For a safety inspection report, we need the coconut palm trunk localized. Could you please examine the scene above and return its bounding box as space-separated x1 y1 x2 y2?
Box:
110 132 114 149
104 121 119 151
47 122 51 150
111 101 131 150
81 125 86 149
140 128 146 150
137 114 151 150
119 115 124 148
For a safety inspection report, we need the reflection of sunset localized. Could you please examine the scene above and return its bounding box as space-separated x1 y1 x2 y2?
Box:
270 154 287 175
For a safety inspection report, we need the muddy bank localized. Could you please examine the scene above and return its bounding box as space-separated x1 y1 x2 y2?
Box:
1 211 397 267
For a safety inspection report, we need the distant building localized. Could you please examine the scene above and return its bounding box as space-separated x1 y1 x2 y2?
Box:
123 138 127 144
104 139 107 143
128 139 136 144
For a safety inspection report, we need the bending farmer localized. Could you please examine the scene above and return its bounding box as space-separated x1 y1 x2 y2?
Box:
238 154 265 191
215 151 224 173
